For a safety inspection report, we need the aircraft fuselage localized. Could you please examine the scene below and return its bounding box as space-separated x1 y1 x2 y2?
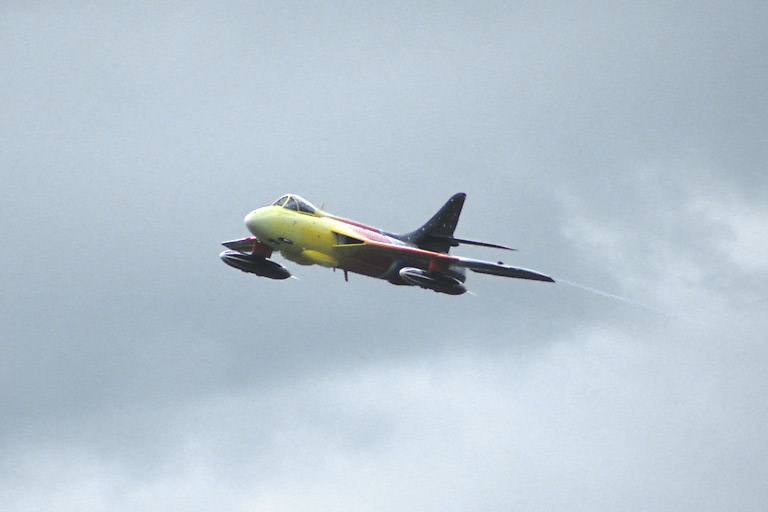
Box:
221 193 554 294
244 204 416 280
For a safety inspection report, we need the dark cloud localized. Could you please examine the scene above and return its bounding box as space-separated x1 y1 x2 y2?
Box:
2 2 767 510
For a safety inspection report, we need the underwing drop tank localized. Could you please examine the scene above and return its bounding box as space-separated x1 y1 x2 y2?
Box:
219 250 291 280
398 267 467 295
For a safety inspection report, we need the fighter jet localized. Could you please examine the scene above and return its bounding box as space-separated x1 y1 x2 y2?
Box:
220 193 553 295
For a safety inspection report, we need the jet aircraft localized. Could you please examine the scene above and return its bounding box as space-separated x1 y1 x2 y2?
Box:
220 193 554 295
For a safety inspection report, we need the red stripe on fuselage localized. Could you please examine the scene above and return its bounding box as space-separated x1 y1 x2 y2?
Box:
329 216 393 244
348 226 392 244
329 216 383 234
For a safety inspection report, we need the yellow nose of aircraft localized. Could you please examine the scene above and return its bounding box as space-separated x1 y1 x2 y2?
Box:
244 210 257 229
244 209 265 237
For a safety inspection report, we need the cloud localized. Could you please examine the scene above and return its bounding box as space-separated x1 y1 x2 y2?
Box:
557 162 767 318
3 314 766 511
2 1 767 511
689 194 768 275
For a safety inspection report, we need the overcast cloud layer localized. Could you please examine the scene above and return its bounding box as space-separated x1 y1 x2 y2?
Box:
2 2 767 511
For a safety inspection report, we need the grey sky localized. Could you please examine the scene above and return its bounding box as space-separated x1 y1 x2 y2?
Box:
2 2 767 511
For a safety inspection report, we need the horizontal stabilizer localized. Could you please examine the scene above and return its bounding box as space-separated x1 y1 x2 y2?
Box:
457 257 555 283
429 234 516 251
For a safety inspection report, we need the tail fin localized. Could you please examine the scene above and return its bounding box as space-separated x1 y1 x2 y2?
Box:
400 193 466 253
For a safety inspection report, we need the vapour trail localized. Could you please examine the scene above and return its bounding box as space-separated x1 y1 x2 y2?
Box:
556 278 678 319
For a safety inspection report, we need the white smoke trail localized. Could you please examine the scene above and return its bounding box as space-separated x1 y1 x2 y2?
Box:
556 278 678 319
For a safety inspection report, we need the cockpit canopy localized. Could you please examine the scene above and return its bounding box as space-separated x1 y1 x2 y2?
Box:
271 194 318 215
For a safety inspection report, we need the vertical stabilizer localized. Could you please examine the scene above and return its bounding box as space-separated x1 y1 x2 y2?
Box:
399 193 466 253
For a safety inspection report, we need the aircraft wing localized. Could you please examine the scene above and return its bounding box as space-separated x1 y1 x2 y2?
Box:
221 237 260 253
335 240 554 283
454 256 555 283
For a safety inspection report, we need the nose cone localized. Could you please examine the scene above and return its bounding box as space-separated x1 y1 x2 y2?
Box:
244 209 263 236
